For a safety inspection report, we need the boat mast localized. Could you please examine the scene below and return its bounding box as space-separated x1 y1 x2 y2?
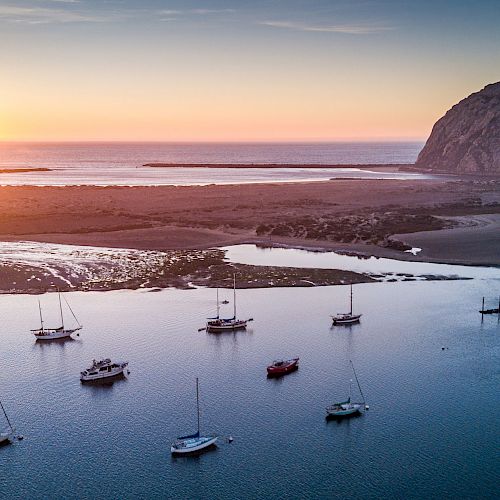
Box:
350 360 366 404
58 290 65 330
0 400 14 433
216 288 220 319
196 377 200 436
233 273 236 320
38 299 44 332
350 284 353 315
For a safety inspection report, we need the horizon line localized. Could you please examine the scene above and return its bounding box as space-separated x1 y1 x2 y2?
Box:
0 138 426 144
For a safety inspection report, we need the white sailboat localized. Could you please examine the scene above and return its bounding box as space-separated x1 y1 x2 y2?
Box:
171 378 218 455
326 360 368 419
31 291 82 340
0 400 16 445
331 284 362 325
204 275 252 332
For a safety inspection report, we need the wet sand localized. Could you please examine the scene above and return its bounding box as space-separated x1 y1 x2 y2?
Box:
0 177 499 292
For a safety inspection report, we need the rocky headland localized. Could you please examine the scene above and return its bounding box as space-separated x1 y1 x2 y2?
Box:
416 82 500 175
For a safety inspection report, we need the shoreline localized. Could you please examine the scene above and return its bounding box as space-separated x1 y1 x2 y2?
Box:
143 162 412 169
0 178 498 293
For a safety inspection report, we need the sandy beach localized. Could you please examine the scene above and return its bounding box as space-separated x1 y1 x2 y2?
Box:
0 177 498 265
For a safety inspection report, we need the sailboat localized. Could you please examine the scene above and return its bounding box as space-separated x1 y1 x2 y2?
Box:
31 290 82 340
171 378 218 455
331 284 362 325
326 360 368 418
0 399 17 445
204 274 252 332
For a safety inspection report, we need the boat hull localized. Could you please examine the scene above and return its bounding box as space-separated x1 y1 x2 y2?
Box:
171 436 218 454
326 405 362 418
0 432 12 446
332 314 362 325
267 359 299 377
80 365 127 382
206 321 247 332
34 328 80 340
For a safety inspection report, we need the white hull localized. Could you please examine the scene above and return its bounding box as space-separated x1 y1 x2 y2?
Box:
80 362 128 382
171 436 218 454
34 328 80 340
326 404 362 418
0 431 12 445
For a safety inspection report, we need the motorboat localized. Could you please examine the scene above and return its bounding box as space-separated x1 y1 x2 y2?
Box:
171 378 218 455
331 284 362 325
31 291 82 340
80 359 128 382
267 358 299 377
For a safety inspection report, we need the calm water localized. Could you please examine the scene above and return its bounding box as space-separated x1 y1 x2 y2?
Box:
223 245 500 281
0 256 499 498
0 142 428 186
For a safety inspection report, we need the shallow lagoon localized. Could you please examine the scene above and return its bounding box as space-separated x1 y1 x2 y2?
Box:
0 253 499 499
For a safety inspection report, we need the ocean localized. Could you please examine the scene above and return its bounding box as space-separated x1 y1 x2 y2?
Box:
0 141 427 186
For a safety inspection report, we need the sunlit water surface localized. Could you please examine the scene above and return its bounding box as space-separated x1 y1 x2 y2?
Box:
0 142 434 186
1 259 499 499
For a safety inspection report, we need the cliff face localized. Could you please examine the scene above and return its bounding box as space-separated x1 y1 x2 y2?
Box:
416 82 500 175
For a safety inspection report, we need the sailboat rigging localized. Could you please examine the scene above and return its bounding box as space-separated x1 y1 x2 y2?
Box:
0 399 18 445
331 284 362 325
31 290 82 340
326 360 368 418
171 378 218 455
203 274 252 332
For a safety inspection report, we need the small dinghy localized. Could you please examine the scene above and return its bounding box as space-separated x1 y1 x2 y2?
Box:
171 378 218 455
0 399 17 445
267 358 299 377
31 291 82 341
331 284 362 325
326 360 368 419
80 359 128 382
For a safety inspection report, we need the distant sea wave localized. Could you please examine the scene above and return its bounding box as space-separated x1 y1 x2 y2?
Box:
0 141 426 186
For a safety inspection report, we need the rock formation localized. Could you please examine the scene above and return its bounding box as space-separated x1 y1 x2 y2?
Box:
416 82 500 175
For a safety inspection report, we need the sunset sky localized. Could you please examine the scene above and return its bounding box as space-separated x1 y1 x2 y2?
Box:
1 0 499 141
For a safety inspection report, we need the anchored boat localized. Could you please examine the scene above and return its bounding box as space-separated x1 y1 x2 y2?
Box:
267 358 299 377
204 275 252 332
331 284 362 325
0 399 17 445
80 359 129 382
326 360 368 419
479 296 500 315
31 290 82 340
171 378 218 455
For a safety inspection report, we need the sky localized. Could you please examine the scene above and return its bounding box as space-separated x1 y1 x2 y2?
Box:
0 0 499 142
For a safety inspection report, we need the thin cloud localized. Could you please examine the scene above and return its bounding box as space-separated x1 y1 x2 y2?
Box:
190 9 235 15
260 20 393 35
159 8 235 18
0 5 102 23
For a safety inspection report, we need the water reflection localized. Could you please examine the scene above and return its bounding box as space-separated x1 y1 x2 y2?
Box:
34 336 78 348
80 375 127 392
170 444 219 462
223 244 500 280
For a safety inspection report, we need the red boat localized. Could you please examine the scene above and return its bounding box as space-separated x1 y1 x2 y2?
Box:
266 358 299 377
